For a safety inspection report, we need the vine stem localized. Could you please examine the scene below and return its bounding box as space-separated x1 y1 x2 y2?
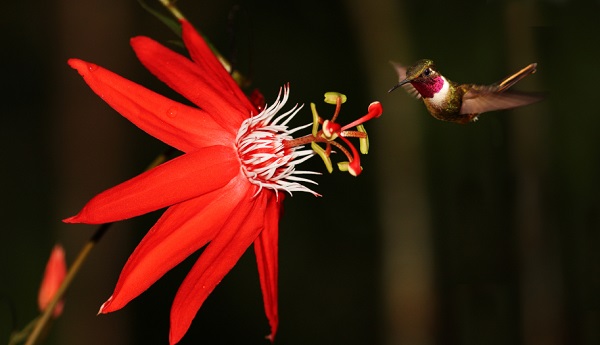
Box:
158 0 236 76
158 0 186 21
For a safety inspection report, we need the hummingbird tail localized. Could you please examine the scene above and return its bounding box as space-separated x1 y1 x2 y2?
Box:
497 63 537 92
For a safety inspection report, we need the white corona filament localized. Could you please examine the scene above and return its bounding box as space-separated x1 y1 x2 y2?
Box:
236 85 320 197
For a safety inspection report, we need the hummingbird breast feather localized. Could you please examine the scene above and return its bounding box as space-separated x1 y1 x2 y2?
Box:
428 76 450 106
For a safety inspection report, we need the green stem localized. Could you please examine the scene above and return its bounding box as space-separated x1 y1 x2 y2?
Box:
9 316 39 345
158 0 186 21
158 0 245 82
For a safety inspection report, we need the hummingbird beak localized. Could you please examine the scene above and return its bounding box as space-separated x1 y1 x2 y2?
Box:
388 78 411 93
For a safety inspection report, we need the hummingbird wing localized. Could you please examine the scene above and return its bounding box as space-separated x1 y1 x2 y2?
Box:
389 61 421 98
460 88 544 115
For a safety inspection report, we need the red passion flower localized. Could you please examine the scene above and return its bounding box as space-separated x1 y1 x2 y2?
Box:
65 19 382 344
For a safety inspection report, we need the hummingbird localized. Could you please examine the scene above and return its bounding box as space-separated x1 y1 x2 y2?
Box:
388 59 543 124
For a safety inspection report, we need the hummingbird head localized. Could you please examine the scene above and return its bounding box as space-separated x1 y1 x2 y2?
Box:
405 59 437 80
388 59 445 99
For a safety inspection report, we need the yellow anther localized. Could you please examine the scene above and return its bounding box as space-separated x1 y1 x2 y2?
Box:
357 125 369 154
324 92 347 105
310 103 320 137
311 142 333 173
337 161 360 177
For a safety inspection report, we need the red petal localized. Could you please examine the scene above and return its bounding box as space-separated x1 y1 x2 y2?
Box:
99 175 251 314
131 36 249 133
67 59 233 153
168 189 270 345
64 146 238 224
180 20 257 114
254 193 282 341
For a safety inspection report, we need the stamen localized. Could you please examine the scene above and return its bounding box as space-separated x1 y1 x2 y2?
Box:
300 92 383 177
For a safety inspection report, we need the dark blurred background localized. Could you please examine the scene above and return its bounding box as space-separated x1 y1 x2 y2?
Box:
2 0 599 344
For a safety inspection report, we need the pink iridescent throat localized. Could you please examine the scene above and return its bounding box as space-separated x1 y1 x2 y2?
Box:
412 76 444 98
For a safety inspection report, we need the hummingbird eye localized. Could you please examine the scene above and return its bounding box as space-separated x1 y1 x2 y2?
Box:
423 68 432 77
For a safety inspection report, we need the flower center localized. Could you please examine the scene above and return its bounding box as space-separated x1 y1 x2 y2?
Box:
236 85 320 197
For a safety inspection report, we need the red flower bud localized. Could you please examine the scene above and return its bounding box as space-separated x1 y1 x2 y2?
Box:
38 245 67 317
